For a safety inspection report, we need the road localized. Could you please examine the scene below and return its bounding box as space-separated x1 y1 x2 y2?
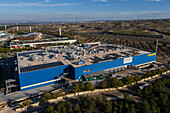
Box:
1 71 169 113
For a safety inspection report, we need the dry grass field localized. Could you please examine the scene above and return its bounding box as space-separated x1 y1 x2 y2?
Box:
8 19 170 64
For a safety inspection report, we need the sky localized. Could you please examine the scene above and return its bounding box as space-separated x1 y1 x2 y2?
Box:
0 0 170 22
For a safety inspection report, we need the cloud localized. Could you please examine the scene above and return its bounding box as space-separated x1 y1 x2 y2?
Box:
146 0 161 2
93 0 107 2
0 3 80 7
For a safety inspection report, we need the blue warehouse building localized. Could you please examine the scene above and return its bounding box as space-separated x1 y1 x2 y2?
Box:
17 42 156 91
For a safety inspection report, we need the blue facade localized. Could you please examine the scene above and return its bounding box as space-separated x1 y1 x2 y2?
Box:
19 65 69 91
74 52 156 80
131 52 156 65
18 52 156 91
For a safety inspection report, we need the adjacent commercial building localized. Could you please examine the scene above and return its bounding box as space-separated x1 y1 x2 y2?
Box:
9 37 77 49
16 32 42 41
0 31 14 41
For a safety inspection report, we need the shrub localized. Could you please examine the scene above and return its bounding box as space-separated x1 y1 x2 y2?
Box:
19 99 31 108
41 91 51 101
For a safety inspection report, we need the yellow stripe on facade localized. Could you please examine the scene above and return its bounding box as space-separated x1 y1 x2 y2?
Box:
21 79 59 89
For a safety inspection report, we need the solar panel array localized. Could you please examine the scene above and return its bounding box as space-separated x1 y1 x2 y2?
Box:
27 34 38 37
20 62 64 73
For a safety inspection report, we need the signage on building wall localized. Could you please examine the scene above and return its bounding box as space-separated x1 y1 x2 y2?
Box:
124 57 133 64
148 53 156 57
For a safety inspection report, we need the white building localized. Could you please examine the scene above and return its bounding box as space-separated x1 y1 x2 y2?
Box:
0 31 14 41
0 31 8 36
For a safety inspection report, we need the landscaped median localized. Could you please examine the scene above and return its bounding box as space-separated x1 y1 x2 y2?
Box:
15 68 170 112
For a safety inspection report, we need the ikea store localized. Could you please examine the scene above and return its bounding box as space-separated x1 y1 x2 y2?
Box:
16 42 156 91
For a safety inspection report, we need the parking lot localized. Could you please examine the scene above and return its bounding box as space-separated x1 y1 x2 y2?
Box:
81 61 166 82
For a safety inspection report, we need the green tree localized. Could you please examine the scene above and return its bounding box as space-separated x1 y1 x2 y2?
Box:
113 106 118 112
145 71 151 78
96 97 101 105
151 70 156 76
61 106 66 113
67 105 73 113
165 100 170 113
125 103 129 111
157 68 162 74
102 95 107 106
51 93 57 99
143 87 149 96
163 68 168 72
123 75 134 85
119 39 122 45
147 84 153 95
65 101 72 110
105 101 112 113
150 99 157 113
160 93 168 106
89 104 95 112
136 88 142 96
0 47 10 53
74 104 81 113
83 101 89 109
150 94 158 101
110 77 123 88
119 104 123 113
126 40 129 46
113 101 117 106
101 80 107 89
74 83 80 92
141 100 151 113
23 99 31 106
134 74 141 81
46 105 54 113
84 110 91 113
128 104 136 113
1 54 7 59
133 40 136 48
85 82 94 91
53 110 59 113
20 99 31 108
41 91 51 101
56 104 62 113
153 80 165 92
80 83 85 91
113 38 116 44
124 93 130 101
